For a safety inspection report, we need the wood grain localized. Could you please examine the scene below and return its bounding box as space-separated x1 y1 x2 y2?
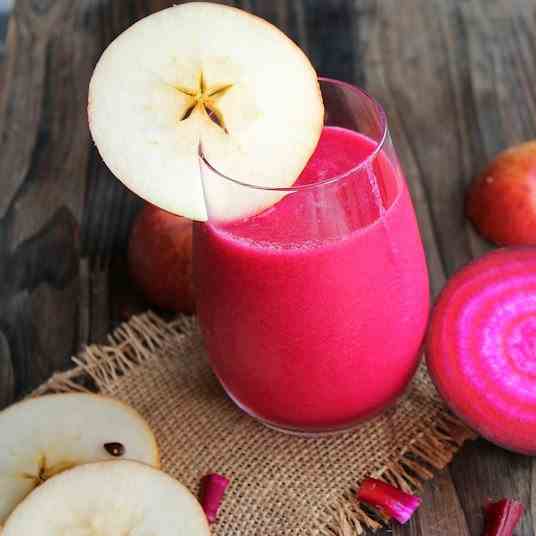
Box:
358 1 536 534
1 0 86 396
1 0 535 534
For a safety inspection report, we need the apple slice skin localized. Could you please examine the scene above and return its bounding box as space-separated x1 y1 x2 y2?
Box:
88 2 324 222
426 247 536 455
0 393 159 524
2 461 210 536
465 141 536 246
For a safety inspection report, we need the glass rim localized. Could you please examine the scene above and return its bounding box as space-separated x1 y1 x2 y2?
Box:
198 77 388 193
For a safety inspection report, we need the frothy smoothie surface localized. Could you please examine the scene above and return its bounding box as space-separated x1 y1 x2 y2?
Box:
194 126 429 431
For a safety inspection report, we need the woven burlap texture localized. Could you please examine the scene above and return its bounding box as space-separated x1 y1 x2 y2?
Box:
35 311 475 536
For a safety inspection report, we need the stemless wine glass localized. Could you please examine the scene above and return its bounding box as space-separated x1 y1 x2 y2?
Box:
193 79 430 435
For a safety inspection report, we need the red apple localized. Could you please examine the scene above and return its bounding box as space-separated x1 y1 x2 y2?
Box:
128 204 194 314
465 140 536 246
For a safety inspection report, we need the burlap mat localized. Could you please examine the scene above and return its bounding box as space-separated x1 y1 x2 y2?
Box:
35 311 475 535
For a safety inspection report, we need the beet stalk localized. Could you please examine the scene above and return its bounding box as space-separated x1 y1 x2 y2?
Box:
200 473 230 523
357 478 422 524
482 499 524 536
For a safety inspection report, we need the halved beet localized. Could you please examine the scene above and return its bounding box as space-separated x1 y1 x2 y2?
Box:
427 247 536 455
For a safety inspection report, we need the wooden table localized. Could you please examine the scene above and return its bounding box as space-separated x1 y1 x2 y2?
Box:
1 1 535 534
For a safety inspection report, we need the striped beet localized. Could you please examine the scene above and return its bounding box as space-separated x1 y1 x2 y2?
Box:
427 247 536 455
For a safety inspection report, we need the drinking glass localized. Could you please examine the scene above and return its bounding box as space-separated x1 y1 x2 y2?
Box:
193 79 430 434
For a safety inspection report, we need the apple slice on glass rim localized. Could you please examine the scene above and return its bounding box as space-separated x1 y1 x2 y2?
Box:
2 461 209 536
0 393 159 525
88 2 324 222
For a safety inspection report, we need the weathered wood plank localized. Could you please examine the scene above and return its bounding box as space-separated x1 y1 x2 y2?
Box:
0 0 174 403
451 440 534 536
399 469 471 536
0 0 92 400
0 2 12 91
445 2 536 534
0 330 14 407
302 0 356 81
355 0 536 533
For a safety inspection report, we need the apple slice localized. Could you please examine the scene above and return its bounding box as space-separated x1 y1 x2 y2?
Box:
0 394 159 525
88 2 324 222
2 461 209 536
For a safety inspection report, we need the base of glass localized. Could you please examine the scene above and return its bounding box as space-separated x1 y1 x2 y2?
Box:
222 383 396 437
255 416 368 437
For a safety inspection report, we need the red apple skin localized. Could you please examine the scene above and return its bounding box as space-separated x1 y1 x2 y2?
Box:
465 140 536 246
128 204 194 314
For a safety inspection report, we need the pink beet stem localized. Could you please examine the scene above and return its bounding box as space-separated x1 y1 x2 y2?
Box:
200 473 230 523
357 478 422 524
482 499 524 536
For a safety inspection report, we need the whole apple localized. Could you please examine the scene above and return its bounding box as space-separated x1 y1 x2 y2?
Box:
128 204 194 314
465 140 536 246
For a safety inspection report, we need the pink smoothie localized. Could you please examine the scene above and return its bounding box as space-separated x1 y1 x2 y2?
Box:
193 126 430 432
